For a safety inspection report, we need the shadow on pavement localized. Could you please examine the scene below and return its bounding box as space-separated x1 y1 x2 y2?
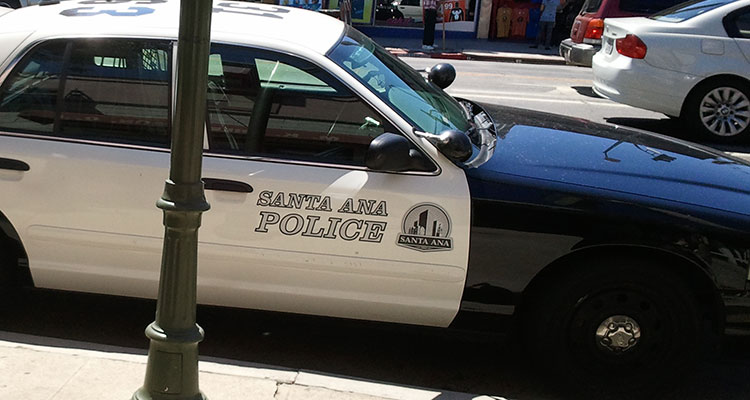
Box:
571 86 601 99
1 285 749 399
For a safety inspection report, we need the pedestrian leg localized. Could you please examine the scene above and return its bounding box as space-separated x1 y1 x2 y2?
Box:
544 21 555 49
423 9 437 47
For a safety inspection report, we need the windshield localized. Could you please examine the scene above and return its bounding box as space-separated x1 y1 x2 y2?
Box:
650 0 734 22
328 28 470 137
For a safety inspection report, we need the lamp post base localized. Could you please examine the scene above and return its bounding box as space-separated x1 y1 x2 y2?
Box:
132 388 206 400
131 322 207 400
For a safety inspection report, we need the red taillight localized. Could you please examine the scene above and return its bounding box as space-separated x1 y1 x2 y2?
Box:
584 19 605 40
616 34 647 59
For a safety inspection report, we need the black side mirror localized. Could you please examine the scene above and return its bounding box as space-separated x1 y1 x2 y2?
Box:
365 133 431 172
427 130 472 163
427 63 456 89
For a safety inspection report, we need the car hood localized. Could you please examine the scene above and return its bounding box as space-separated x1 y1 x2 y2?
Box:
465 103 750 217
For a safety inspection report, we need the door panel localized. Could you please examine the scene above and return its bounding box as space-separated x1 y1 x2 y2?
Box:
0 136 168 298
200 157 470 327
737 38 750 63
199 44 471 327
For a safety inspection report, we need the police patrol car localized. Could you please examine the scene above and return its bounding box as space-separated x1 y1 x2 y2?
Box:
0 0 749 388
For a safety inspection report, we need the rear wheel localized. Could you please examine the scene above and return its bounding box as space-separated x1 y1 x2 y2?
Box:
0 239 21 297
523 260 702 392
683 79 750 143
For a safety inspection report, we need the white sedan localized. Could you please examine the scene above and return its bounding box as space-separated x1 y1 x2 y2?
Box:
593 0 750 142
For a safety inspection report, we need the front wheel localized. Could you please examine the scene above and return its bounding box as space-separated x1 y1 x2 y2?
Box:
683 80 750 143
523 262 702 392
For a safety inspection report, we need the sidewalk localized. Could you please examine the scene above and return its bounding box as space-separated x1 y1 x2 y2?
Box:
0 332 498 400
372 36 566 65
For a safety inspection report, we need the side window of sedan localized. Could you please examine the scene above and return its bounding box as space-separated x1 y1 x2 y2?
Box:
205 44 401 166
0 39 171 147
734 11 750 38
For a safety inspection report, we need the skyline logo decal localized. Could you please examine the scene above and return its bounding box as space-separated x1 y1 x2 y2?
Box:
397 203 453 252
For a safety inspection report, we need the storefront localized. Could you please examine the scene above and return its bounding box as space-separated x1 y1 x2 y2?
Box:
270 0 577 42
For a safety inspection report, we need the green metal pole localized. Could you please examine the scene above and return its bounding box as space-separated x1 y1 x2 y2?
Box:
132 0 213 399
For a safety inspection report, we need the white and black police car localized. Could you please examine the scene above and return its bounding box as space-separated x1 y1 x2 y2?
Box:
0 0 749 390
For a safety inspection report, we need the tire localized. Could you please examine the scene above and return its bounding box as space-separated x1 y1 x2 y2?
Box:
683 79 750 143
523 260 702 393
0 240 20 296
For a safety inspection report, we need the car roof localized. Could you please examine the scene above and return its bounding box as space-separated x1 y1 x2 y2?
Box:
0 0 345 55
604 0 749 34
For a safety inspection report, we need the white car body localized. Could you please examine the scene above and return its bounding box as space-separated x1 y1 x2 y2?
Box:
0 0 472 327
592 0 750 132
396 0 422 22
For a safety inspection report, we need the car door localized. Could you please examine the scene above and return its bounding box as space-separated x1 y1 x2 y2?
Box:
197 44 471 327
0 38 172 298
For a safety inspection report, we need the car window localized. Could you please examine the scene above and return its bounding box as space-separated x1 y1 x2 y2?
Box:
329 29 471 138
206 44 405 167
0 41 65 135
726 8 750 38
651 0 734 22
619 0 686 14
582 0 603 13
738 12 750 37
0 39 171 147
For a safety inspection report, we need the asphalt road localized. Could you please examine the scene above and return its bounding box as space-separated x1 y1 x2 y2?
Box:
402 58 750 157
2 288 749 400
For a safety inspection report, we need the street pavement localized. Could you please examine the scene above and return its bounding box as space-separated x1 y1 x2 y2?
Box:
0 332 495 400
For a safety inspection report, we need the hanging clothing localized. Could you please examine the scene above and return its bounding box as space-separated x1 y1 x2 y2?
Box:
495 7 512 38
510 8 529 38
476 0 493 39
450 7 465 21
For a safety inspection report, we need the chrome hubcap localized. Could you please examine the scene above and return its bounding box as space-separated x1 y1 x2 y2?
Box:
596 315 641 353
699 87 750 137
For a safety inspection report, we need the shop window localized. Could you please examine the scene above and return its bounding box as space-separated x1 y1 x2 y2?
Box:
206 44 397 167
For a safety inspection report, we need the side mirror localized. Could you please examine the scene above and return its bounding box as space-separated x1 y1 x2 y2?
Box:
365 133 431 172
426 130 472 163
427 63 456 89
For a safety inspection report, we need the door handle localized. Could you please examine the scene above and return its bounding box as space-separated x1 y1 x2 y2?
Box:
203 178 253 193
0 158 30 172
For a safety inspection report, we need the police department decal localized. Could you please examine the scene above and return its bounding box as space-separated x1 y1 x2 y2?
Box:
254 191 388 243
397 203 453 252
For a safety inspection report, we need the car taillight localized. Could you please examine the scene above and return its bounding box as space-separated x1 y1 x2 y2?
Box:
616 34 647 59
584 19 604 40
